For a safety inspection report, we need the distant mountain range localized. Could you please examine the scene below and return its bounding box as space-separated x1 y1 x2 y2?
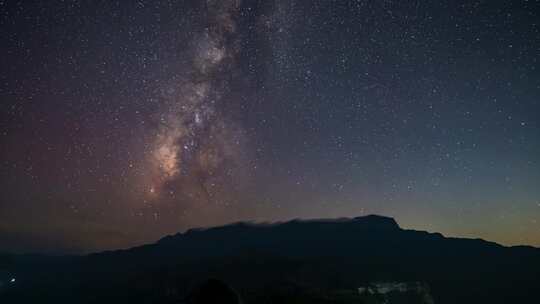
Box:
1 215 539 303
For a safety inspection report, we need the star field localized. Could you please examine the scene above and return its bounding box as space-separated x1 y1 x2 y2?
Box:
1 0 539 254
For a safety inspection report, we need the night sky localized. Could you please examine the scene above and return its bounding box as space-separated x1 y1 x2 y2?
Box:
1 0 539 254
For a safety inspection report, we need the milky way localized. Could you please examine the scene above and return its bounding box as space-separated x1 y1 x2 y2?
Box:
150 0 247 206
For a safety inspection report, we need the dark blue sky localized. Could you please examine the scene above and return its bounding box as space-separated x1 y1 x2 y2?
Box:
1 0 539 254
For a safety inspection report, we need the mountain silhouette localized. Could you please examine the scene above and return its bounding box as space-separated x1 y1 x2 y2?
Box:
1 215 539 303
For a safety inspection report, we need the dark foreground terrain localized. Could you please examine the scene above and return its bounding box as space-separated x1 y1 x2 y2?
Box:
1 215 539 303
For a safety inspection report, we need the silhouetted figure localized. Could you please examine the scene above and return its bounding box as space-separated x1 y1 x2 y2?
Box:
186 279 241 304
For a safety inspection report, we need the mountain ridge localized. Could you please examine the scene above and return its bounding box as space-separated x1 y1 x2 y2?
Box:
2 215 538 258
2 214 539 304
